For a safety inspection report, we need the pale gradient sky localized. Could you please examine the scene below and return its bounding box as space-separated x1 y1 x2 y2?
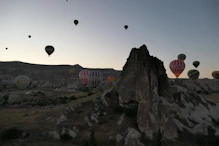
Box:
1 0 219 78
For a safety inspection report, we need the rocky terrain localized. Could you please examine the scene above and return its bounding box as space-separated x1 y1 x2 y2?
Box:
0 45 219 146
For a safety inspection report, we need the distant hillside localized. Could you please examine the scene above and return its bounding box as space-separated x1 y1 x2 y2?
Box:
0 61 121 82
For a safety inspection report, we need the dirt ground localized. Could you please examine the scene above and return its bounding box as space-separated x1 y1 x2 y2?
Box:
204 92 219 102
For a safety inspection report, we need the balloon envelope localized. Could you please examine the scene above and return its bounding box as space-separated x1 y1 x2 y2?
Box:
45 46 55 56
188 69 200 80
79 70 89 85
15 75 30 89
212 71 219 79
124 25 128 29
169 60 185 77
178 54 186 61
193 61 200 68
74 20 79 25
87 70 103 88
69 68 75 74
108 75 115 82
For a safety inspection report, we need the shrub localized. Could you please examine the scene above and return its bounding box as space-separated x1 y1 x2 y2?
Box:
60 132 72 141
113 105 138 117
80 87 89 92
87 92 93 96
88 128 97 146
70 95 77 100
0 127 23 141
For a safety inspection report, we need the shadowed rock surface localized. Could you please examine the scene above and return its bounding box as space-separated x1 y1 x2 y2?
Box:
116 44 219 142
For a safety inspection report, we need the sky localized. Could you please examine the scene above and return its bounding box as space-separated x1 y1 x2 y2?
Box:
1 0 219 78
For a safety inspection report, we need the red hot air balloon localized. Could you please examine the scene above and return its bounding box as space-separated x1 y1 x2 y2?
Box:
79 69 89 85
169 60 185 77
108 75 115 82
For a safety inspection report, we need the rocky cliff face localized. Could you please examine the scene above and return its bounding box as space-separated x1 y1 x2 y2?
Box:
116 44 219 140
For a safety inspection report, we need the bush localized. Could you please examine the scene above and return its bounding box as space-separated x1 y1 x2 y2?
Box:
70 96 77 100
0 127 23 141
113 105 138 117
80 87 89 92
60 132 72 141
37 101 46 106
87 92 93 96
88 128 97 146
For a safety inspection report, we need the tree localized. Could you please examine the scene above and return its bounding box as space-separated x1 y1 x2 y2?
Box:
88 128 97 146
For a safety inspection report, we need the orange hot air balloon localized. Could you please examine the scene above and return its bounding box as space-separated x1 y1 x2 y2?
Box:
169 60 185 77
108 75 115 82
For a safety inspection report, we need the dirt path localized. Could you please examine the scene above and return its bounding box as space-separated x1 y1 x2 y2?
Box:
0 91 103 130
204 92 219 102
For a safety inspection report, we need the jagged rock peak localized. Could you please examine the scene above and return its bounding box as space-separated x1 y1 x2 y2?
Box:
117 44 169 103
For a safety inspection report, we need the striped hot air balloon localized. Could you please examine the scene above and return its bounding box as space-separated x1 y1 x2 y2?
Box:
212 71 219 79
87 70 103 88
169 60 185 77
188 69 200 80
79 69 89 85
108 75 115 82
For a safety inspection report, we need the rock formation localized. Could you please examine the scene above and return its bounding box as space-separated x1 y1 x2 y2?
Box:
116 44 219 140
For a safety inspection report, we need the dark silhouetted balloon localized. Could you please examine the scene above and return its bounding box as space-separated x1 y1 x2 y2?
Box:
193 61 200 68
212 71 219 79
178 54 186 61
28 35 31 38
45 46 55 56
74 20 79 25
188 69 200 80
124 25 128 29
169 60 185 77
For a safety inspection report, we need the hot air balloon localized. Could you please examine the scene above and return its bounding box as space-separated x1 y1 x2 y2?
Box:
212 71 219 79
15 75 30 90
87 70 103 88
124 25 128 29
79 69 89 85
188 69 200 80
69 68 75 74
74 20 79 25
45 45 55 56
193 61 200 68
178 54 186 61
28 35 31 38
5 48 8 50
169 60 185 77
108 75 115 82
